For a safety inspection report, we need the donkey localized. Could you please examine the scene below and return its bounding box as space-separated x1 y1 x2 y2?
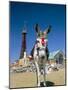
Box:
33 24 51 87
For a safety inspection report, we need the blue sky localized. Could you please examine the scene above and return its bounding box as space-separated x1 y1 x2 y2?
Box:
10 2 66 63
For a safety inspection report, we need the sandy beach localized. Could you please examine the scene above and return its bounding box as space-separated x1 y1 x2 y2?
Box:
10 68 66 88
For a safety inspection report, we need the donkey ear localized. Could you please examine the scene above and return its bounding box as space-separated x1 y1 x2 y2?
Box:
44 25 52 34
34 24 40 33
47 25 52 33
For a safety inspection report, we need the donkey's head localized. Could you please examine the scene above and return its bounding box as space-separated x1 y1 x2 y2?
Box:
34 24 51 58
34 24 51 47
35 36 47 58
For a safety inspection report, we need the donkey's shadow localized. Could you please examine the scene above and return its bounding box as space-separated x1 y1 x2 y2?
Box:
46 81 55 87
40 81 55 87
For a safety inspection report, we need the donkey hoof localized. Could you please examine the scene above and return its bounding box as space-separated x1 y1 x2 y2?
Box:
40 82 45 87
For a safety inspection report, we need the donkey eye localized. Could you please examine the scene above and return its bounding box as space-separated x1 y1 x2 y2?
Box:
36 40 39 43
37 41 39 43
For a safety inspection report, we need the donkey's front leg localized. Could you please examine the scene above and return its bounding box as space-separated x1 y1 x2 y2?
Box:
43 64 46 86
35 61 40 87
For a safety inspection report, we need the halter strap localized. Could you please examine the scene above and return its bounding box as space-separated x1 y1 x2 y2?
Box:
41 38 45 45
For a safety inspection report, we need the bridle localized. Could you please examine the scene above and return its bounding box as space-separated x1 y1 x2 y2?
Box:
34 37 48 58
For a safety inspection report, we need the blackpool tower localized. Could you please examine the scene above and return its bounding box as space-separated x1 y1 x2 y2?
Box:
19 26 27 60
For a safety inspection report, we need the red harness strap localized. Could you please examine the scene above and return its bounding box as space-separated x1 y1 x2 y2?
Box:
41 38 45 46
